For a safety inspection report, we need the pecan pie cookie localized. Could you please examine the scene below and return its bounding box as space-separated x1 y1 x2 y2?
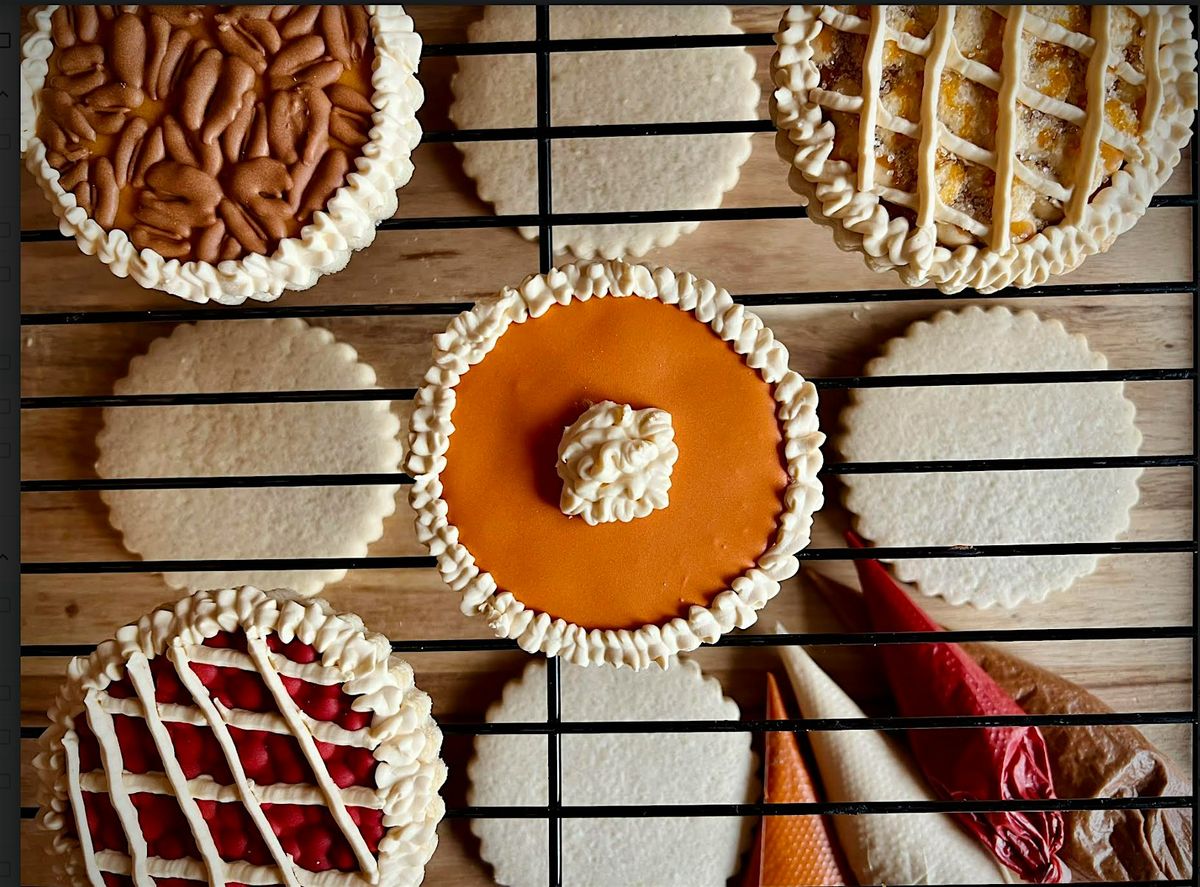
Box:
20 6 422 304
772 6 1198 293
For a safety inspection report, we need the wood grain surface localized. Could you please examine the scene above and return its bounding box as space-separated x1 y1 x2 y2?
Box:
19 5 1196 886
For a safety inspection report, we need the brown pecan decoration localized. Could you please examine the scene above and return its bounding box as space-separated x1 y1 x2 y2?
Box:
36 5 377 262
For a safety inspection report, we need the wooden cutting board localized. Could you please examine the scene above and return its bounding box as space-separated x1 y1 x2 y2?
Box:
19 6 1195 885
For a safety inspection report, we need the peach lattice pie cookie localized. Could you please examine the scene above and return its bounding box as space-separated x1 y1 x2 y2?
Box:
20 6 423 305
771 6 1198 293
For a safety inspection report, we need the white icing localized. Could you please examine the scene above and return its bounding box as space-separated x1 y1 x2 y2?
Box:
990 8 1025 252
557 401 678 526
771 4 1199 293
127 654 227 885
34 587 448 887
170 643 304 887
405 261 826 670
61 734 104 887
98 693 374 748
76 770 383 810
1068 6 1113 225
856 6 887 193
82 689 153 886
19 6 423 305
247 634 378 880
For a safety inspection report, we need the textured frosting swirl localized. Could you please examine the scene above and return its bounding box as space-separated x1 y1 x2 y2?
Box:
558 401 678 526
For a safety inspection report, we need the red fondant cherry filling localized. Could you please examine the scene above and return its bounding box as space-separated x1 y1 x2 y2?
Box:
82 791 129 854
147 655 194 705
203 631 249 652
166 721 234 784
261 803 385 872
74 716 102 773
196 630 370 730
315 739 378 789
277 673 370 730
71 625 384 877
195 799 274 865
106 676 135 698
114 715 164 774
188 664 276 714
229 725 318 785
266 633 319 664
131 792 200 860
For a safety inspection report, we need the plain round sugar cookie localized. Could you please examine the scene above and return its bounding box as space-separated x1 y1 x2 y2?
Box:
840 306 1142 608
450 5 759 259
96 318 401 594
469 659 757 886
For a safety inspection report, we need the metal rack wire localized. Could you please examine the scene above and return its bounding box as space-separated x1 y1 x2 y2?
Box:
16 6 1200 886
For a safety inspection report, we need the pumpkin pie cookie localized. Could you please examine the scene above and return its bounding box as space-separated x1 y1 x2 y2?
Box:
405 262 825 669
771 5 1198 292
35 586 447 886
20 5 423 304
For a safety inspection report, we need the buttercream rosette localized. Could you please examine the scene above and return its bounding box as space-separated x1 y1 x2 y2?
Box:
34 587 447 887
20 5 423 305
405 261 825 669
557 400 679 526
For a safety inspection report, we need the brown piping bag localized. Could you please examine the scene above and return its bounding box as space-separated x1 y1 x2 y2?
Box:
962 645 1193 882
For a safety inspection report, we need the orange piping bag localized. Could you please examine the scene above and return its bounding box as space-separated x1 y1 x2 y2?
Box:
848 531 1067 883
743 674 851 887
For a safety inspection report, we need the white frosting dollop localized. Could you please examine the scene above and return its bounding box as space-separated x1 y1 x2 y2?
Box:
557 401 679 526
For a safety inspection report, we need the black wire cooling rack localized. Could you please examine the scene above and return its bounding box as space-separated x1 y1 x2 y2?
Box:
16 6 1200 886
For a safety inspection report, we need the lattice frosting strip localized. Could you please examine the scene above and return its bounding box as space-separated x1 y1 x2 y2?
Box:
96 694 374 748
772 4 1198 292
36 587 447 887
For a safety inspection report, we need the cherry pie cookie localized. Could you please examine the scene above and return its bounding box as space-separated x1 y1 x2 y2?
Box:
772 5 1198 292
35 587 446 886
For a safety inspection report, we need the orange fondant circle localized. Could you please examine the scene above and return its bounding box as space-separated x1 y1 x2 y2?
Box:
438 295 789 630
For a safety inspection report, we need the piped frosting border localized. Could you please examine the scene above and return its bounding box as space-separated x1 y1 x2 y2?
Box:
770 5 1198 294
20 5 424 306
405 261 826 670
34 586 448 887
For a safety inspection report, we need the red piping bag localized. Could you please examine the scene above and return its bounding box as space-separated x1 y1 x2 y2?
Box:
848 532 1066 883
